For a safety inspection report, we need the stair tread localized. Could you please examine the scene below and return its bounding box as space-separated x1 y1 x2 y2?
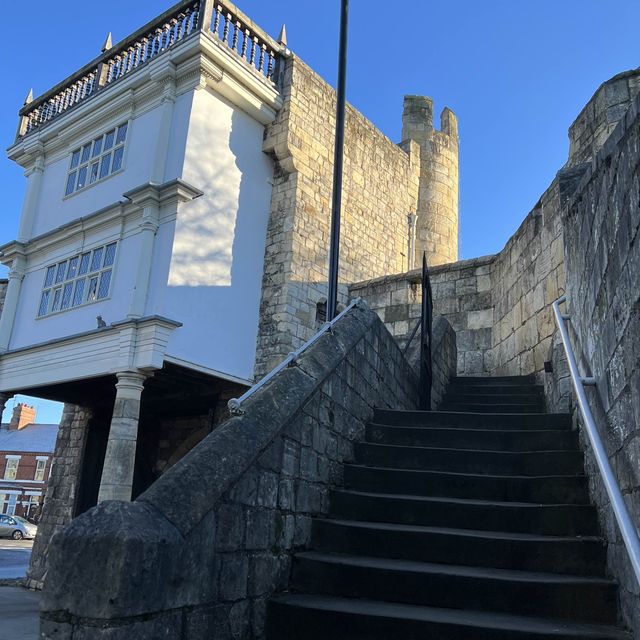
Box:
359 441 580 456
346 463 588 482
272 594 630 637
320 518 602 543
379 409 570 418
368 422 573 434
332 488 593 509
296 551 616 585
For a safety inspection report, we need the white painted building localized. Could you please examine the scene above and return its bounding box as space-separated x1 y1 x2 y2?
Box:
0 1 286 503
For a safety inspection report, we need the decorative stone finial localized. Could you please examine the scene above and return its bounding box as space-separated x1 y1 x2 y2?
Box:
102 32 113 52
277 24 287 46
24 88 33 105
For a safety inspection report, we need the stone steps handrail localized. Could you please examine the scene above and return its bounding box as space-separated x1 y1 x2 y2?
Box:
228 297 364 415
552 294 640 587
16 0 283 139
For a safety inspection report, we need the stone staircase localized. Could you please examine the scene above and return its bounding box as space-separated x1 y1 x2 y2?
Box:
267 375 631 639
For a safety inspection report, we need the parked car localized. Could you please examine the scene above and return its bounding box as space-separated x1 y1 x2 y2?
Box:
0 514 37 540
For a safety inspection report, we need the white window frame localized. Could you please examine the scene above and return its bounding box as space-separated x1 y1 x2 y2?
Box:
6 494 17 516
37 241 118 318
34 458 48 482
4 456 20 480
64 122 129 197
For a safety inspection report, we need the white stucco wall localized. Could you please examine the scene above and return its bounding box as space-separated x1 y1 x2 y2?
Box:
159 88 273 381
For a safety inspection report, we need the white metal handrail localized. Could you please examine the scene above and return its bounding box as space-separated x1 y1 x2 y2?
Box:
552 294 640 586
227 298 363 415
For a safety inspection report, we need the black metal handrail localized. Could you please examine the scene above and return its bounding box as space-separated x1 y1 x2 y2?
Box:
402 252 433 410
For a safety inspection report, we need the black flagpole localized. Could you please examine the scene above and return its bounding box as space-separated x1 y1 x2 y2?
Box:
326 0 349 321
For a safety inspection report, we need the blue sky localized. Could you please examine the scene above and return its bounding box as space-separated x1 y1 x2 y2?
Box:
1 0 639 424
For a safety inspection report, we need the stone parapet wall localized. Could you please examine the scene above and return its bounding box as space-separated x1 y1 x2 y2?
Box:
350 255 494 376
255 56 422 376
562 91 640 637
40 302 419 639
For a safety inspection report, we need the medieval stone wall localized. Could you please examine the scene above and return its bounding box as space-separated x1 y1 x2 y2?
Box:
562 91 640 635
255 56 424 376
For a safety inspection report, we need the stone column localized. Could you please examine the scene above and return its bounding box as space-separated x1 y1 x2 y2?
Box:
0 255 26 352
97 371 147 503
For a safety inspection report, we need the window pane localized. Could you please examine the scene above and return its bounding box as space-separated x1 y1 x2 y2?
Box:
61 283 73 310
78 253 91 275
92 137 103 157
112 146 124 173
99 153 111 179
65 171 77 196
89 161 99 184
77 165 87 190
80 143 92 164
37 291 50 317
104 130 115 150
104 243 117 267
97 270 112 299
67 257 79 279
70 150 81 169
87 277 99 301
51 288 62 312
44 266 56 287
55 261 67 283
72 280 85 306
90 248 104 272
116 123 128 145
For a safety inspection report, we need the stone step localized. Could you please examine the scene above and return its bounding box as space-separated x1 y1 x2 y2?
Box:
290 552 618 624
311 519 606 576
443 393 545 405
446 384 544 396
373 408 572 429
366 423 579 451
453 375 537 386
329 490 599 536
439 402 547 413
354 442 584 476
267 595 631 639
344 464 591 504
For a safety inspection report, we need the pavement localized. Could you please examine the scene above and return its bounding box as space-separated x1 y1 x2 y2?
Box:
0 539 33 580
0 539 39 640
0 586 40 640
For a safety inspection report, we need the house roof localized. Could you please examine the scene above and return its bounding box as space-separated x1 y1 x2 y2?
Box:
0 423 59 454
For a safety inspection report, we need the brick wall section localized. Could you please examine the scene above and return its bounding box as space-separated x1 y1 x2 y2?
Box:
562 92 640 636
39 303 419 639
255 56 421 376
26 404 91 589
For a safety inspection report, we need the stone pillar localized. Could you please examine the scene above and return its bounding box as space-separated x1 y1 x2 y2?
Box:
402 96 459 267
17 149 45 243
98 371 147 503
0 255 26 352
127 204 159 319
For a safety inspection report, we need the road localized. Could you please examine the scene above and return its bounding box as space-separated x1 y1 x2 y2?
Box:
0 539 33 580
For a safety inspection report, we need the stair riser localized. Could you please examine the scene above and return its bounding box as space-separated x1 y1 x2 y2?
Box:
366 425 579 451
355 443 584 476
291 557 617 624
373 410 571 429
329 492 599 536
443 394 544 405
452 376 536 385
447 385 543 396
312 521 606 576
439 403 546 414
344 466 591 504
267 603 625 640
